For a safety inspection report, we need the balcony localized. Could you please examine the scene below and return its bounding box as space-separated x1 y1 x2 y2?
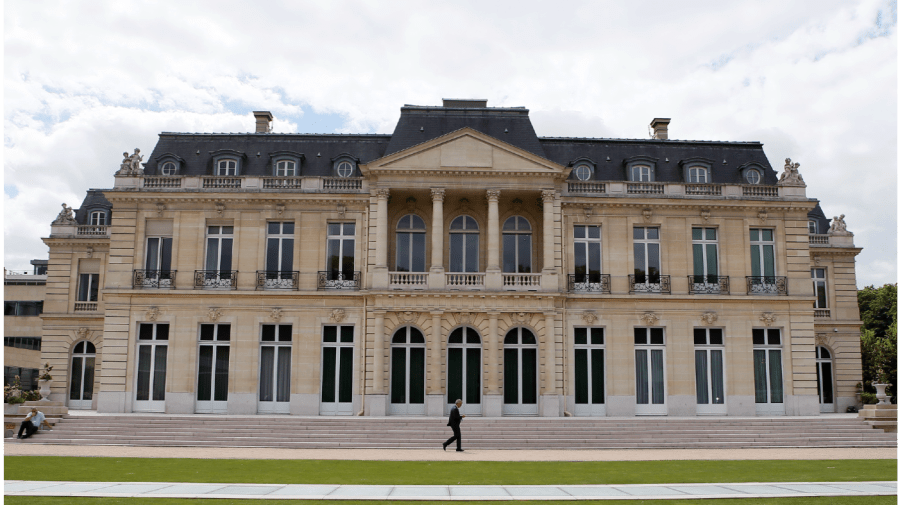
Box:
809 234 830 245
322 177 363 192
568 273 611 294
742 185 778 198
746 276 788 295
627 182 664 195
143 176 182 189
77 225 109 236
74 302 98 312
202 177 242 189
318 271 361 290
446 273 485 290
688 275 730 295
389 272 428 289
814 308 831 319
133 270 177 289
567 182 606 195
502 273 541 291
685 184 722 196
262 177 302 189
629 274 671 294
256 271 299 290
194 270 238 289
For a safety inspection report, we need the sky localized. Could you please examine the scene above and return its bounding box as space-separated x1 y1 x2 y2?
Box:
4 0 896 287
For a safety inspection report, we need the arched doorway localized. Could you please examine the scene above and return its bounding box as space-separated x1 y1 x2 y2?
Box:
389 326 426 415
816 346 834 413
503 327 538 415
447 326 482 415
70 341 96 409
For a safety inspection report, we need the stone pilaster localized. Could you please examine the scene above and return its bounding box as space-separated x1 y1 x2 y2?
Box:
429 189 446 289
485 190 501 290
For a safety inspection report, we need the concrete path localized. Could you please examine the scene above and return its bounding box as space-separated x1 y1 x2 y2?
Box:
5 479 896 500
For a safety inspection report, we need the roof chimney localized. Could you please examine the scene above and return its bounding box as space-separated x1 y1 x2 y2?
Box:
650 118 670 140
442 98 488 108
253 111 273 133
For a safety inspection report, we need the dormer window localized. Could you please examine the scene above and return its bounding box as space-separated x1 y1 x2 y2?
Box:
89 211 106 226
808 220 818 234
276 160 296 176
336 161 354 177
573 164 593 181
688 167 709 183
217 159 238 176
161 162 178 176
631 165 652 182
745 169 761 185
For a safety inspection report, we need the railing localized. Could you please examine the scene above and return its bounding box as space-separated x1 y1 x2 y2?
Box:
77 225 109 236
256 271 299 290
74 302 98 312
262 177 303 189
502 273 541 290
815 308 831 318
627 183 664 194
568 274 611 293
568 182 606 194
322 177 363 191
688 275 729 295
202 177 242 189
446 273 485 289
133 270 176 289
685 184 722 196
746 276 788 295
628 274 671 294
194 270 238 289
809 234 830 245
741 186 778 197
389 272 428 289
143 177 182 189
317 271 361 290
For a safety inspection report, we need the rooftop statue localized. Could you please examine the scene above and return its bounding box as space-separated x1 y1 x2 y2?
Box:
52 203 76 225
829 214 851 236
778 158 805 186
115 148 144 176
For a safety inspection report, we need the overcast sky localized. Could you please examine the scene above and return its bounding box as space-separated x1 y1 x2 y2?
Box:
4 0 896 287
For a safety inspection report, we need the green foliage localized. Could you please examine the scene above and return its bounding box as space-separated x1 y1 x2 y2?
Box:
858 284 898 400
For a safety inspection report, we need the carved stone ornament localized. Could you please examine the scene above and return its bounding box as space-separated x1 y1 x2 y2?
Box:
701 209 711 222
146 307 160 321
156 202 166 216
330 309 346 323
642 208 653 223
338 205 347 219
777 158 806 187
215 202 225 216
639 312 659 325
486 189 501 202
814 256 820 266
757 210 768 223
541 189 556 203
456 312 473 324
829 214 851 236
700 312 718 325
431 188 445 202
270 308 283 322
276 203 285 217
52 203 77 225
583 206 594 219
375 188 390 199
86 246 94 258
207 307 222 322
396 311 418 323
582 311 598 325
116 148 144 176
511 312 531 324
815 333 825 345
759 312 777 326
75 327 91 340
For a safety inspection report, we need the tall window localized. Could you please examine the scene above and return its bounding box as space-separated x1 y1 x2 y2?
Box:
631 165 652 181
275 160 296 176
259 324 291 411
503 327 538 414
692 228 718 284
326 223 355 280
69 340 96 409
634 327 665 413
574 327 605 412
633 227 661 283
502 216 532 273
390 326 426 414
749 228 776 288
146 237 173 275
77 274 99 302
688 167 709 183
753 328 784 413
217 159 237 176
808 220 818 234
811 268 827 309
447 327 481 411
205 226 234 285
197 324 230 412
816 346 834 411
573 225 601 284
395 215 426 272
321 325 354 415
694 328 725 412
449 216 479 272
135 323 168 411
89 211 106 226
266 222 295 276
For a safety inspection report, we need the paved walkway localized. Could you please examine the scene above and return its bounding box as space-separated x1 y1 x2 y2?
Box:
6 479 896 500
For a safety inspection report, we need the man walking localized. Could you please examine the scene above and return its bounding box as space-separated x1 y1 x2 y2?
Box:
17 407 45 439
442 399 465 452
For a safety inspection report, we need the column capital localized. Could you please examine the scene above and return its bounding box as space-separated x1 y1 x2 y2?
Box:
431 188 446 202
541 189 556 202
375 188 390 199
486 189 501 202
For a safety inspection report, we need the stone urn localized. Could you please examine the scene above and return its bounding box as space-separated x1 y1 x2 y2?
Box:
38 380 51 402
873 383 892 405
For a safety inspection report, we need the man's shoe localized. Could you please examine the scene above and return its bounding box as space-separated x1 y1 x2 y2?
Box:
442 443 447 451
456 449 464 452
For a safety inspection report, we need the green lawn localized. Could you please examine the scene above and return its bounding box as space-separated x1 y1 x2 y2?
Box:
5 457 896 486
3 498 896 505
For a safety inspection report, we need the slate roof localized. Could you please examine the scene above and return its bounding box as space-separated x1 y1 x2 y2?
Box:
808 202 831 234
75 189 112 225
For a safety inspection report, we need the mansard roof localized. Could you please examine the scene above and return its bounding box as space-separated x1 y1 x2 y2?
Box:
74 189 111 225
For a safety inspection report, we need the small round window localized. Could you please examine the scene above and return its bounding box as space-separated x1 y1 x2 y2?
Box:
161 162 177 175
745 169 761 185
573 164 592 181
336 161 354 178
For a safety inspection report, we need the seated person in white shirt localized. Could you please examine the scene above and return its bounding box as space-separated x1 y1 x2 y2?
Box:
18 407 45 439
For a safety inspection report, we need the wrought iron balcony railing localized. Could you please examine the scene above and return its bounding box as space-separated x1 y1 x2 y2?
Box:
317 271 361 290
133 270 177 289
628 274 671 294
194 270 238 289
256 271 299 290
688 275 729 295
568 273 611 294
746 276 788 295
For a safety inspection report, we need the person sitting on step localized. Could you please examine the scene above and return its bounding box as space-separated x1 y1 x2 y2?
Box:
17 407 45 440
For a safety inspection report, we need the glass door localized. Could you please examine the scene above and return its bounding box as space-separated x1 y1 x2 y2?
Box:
753 328 785 415
320 325 354 415
573 327 605 416
69 341 96 410
134 323 168 412
635 327 666 415
816 346 834 413
694 328 726 415
447 326 482 415
502 327 538 415
389 327 426 415
259 324 291 414
196 324 230 414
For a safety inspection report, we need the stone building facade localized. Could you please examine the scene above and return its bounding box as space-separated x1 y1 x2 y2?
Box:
36 99 862 417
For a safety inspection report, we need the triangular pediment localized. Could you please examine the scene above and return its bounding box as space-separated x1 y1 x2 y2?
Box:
365 128 567 178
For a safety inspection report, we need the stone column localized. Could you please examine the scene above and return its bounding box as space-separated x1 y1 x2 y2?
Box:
540 189 558 291
371 188 390 289
485 190 502 290
540 311 560 416
429 189 446 289
426 311 444 416
483 311 502 417
366 310 387 416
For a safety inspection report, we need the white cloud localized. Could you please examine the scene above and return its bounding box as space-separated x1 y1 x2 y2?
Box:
4 0 896 286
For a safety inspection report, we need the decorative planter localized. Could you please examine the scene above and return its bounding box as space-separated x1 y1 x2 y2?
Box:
873 383 892 405
38 380 51 401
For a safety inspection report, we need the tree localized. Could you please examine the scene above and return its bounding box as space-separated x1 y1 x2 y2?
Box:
857 284 897 401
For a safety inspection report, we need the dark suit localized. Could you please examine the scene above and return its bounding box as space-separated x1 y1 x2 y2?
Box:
444 405 463 450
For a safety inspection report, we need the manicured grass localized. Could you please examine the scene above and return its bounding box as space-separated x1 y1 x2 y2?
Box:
5 457 896 486
3 497 896 505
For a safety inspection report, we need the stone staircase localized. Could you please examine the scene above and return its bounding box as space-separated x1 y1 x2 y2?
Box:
13 415 898 449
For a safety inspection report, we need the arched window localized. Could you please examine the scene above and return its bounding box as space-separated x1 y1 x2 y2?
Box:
275 160 296 176
447 326 482 413
816 346 834 412
396 214 426 272
390 326 426 414
688 166 709 183
449 216 479 273
217 159 238 176
89 211 106 226
502 216 532 273
503 327 538 414
631 165 652 182
70 340 96 409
